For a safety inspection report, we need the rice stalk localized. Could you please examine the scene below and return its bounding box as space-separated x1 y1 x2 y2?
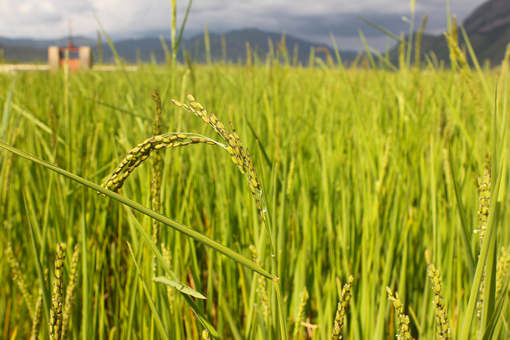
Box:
476 154 491 319
398 32 406 70
427 264 450 340
249 245 270 322
386 287 414 340
49 243 66 340
171 95 285 337
201 329 211 340
5 243 34 319
60 244 80 340
445 16 459 70
476 155 491 247
204 25 211 64
162 245 175 313
496 247 510 298
171 95 265 221
292 288 309 339
30 288 43 340
1 120 21 219
48 102 59 163
332 275 354 340
414 14 429 67
159 36 172 65
151 89 163 275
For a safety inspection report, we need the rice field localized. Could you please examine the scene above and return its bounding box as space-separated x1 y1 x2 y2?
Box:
0 45 509 339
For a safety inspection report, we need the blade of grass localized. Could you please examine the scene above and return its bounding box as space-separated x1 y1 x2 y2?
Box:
80 194 89 340
459 26 491 100
358 30 378 70
153 276 205 298
357 16 403 43
80 95 151 121
447 146 475 275
127 243 170 340
181 294 219 338
329 33 343 67
24 192 51 328
173 0 193 58
246 118 272 168
414 14 429 66
479 206 500 337
7 102 65 144
482 264 510 340
0 79 15 141
122 206 205 299
0 141 274 280
219 293 243 340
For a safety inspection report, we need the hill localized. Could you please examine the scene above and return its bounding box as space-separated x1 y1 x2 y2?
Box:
392 0 510 66
462 0 510 65
178 28 359 64
0 29 359 65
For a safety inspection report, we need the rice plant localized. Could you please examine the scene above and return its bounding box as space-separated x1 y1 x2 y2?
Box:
0 26 509 339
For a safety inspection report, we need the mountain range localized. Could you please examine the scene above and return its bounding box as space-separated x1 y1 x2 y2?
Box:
0 28 358 65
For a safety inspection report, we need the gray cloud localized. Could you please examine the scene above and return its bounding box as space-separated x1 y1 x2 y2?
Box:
0 0 485 50
179 0 484 49
255 9 452 49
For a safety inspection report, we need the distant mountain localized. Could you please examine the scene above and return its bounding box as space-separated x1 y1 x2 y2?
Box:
180 28 359 64
97 28 359 65
464 0 510 35
0 36 95 62
0 28 359 65
461 0 510 65
392 0 510 66
0 45 46 63
0 36 94 48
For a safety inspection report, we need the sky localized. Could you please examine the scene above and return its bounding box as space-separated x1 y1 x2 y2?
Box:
0 0 486 50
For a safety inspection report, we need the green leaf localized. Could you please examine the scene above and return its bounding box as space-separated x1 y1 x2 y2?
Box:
127 244 170 340
153 276 206 300
447 146 475 276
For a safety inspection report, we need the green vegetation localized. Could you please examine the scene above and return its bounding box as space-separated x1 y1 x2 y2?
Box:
1 30 510 339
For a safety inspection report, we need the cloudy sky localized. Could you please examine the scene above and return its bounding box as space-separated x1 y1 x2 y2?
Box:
0 0 485 50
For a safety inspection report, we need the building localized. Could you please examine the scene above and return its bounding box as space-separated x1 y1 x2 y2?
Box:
48 42 92 71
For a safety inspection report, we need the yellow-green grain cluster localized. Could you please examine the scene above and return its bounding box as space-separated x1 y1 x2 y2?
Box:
496 247 510 298
151 89 163 274
250 245 270 321
5 243 34 319
332 275 354 340
171 95 264 218
60 244 80 340
475 155 491 319
386 287 414 340
444 16 465 70
476 156 491 245
293 288 309 339
49 243 66 340
103 133 216 192
30 289 43 340
427 264 450 340
201 329 211 340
